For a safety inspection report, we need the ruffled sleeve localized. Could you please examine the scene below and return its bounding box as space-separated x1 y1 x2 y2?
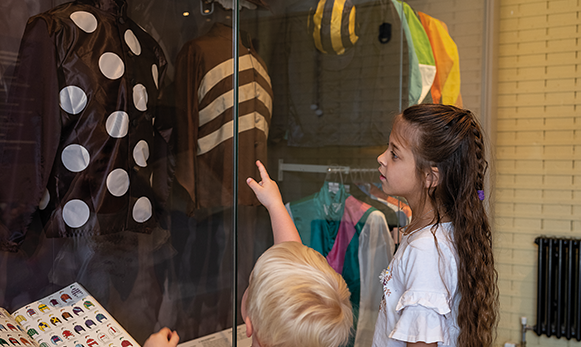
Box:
390 291 453 344
389 229 458 345
395 290 451 315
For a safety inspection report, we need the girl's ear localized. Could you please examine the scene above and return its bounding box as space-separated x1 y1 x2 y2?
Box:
425 166 440 189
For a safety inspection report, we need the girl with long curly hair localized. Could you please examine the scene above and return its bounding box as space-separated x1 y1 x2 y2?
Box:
244 103 498 347
372 104 498 347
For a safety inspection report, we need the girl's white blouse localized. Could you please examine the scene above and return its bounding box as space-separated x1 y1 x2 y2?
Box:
372 222 460 347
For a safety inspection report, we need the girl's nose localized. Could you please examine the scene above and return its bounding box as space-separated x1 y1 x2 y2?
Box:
377 150 388 166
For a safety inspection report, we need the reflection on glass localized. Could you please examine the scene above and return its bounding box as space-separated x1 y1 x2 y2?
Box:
0 0 485 345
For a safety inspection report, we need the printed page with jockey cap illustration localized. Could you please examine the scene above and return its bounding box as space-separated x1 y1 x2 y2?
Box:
0 283 139 347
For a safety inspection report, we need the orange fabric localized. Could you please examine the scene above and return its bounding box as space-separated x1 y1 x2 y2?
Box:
418 12 462 107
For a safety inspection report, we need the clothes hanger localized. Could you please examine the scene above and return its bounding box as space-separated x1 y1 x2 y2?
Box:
324 166 346 194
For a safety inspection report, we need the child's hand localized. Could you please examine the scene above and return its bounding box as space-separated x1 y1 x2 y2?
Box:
246 160 284 211
143 328 179 347
247 160 301 243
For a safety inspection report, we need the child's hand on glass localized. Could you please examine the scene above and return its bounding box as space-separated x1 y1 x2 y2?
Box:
246 160 284 211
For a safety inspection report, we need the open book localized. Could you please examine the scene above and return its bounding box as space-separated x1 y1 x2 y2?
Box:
0 283 140 347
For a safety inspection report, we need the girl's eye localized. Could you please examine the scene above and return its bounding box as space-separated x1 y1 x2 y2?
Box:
391 151 398 159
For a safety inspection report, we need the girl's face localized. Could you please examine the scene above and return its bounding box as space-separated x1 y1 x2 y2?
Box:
377 118 424 206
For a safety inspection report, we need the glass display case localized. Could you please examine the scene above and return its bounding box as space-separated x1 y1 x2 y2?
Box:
0 0 490 345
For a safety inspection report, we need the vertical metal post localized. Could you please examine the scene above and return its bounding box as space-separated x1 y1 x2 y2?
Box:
576 241 581 341
546 239 554 337
232 0 240 346
534 237 544 336
480 0 499 218
397 0 403 112
556 239 563 338
565 240 573 339
521 316 528 347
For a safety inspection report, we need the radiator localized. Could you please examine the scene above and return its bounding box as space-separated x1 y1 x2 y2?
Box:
534 237 581 340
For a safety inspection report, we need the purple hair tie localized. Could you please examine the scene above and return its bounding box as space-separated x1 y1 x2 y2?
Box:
477 190 485 201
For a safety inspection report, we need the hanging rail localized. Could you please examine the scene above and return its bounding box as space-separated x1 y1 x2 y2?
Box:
277 159 377 181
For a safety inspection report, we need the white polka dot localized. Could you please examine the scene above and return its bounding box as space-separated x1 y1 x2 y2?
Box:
70 11 98 33
152 64 159 89
62 144 90 172
59 86 88 115
133 140 149 167
99 52 125 80
124 29 141 56
106 169 130 197
133 197 152 223
105 111 129 138
63 199 90 228
133 84 148 111
39 189 50 210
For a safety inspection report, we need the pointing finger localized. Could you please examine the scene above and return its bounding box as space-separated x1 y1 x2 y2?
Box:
255 160 271 182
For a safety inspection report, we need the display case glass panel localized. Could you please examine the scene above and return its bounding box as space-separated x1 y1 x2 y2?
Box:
0 0 488 345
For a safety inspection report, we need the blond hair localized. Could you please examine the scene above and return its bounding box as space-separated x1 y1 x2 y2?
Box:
245 242 353 347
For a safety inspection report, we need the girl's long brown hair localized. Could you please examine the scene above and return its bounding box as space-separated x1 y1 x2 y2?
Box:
401 104 499 347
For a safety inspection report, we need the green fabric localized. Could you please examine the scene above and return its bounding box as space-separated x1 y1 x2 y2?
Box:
341 206 375 313
288 181 346 254
392 0 436 105
403 3 436 104
392 0 421 106
404 4 434 66
288 183 377 334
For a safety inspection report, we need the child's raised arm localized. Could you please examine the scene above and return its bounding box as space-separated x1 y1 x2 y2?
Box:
246 160 301 244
